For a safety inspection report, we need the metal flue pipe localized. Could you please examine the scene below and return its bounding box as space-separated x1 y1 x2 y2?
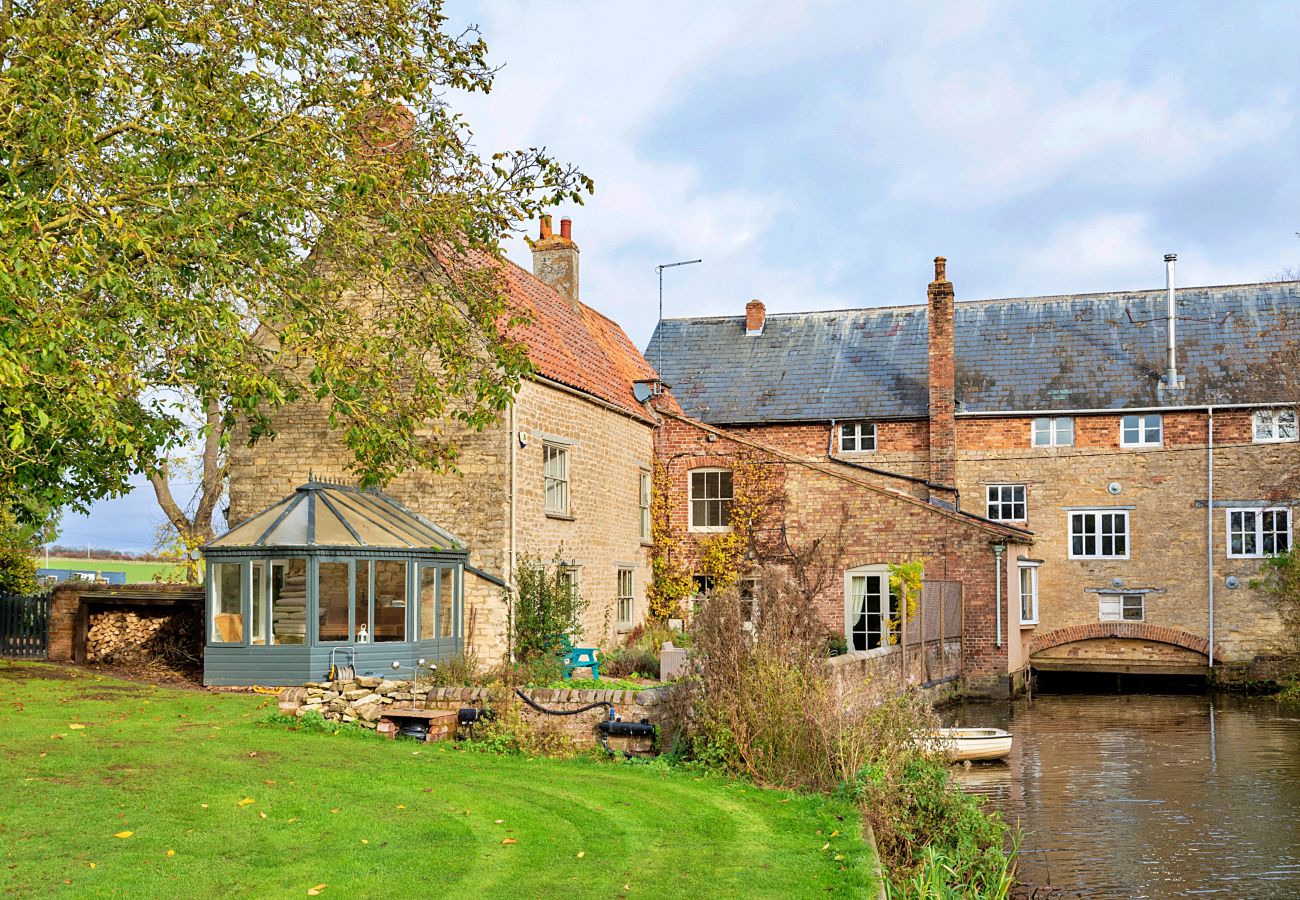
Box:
1165 253 1179 389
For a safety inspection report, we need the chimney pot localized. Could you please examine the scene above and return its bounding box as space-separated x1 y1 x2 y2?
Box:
540 215 553 239
560 217 572 240
933 256 947 282
746 299 766 336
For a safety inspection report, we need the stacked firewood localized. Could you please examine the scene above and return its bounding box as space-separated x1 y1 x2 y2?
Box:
86 610 170 662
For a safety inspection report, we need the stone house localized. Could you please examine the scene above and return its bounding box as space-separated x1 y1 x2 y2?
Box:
648 258 1300 685
227 216 667 667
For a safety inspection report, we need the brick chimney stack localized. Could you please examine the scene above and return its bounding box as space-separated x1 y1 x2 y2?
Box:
745 299 766 336
531 214 580 309
927 256 956 504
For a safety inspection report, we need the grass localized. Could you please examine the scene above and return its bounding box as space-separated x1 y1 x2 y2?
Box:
0 661 876 898
37 557 187 583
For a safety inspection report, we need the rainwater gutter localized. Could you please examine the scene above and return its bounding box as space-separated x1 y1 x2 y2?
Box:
993 543 1005 649
1207 406 1215 668
957 401 1293 418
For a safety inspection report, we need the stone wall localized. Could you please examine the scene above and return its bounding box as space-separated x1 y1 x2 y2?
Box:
277 676 663 749
226 376 657 664
953 409 1300 664
511 378 655 646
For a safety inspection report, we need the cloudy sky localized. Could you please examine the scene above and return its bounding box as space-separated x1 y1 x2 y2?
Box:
58 0 1300 553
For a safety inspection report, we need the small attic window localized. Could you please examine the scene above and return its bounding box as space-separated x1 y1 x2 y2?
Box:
839 422 877 452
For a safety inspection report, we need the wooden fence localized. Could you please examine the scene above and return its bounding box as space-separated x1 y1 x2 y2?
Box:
0 591 51 659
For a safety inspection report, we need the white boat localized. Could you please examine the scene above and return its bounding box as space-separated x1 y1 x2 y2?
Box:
931 727 1013 762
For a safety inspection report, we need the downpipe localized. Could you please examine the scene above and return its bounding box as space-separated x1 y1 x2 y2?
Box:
1207 407 1215 668
993 543 1005 649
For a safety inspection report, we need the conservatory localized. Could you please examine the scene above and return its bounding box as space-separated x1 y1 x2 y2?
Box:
201 479 467 686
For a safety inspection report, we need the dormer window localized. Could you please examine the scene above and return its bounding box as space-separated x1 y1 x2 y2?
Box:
839 422 876 452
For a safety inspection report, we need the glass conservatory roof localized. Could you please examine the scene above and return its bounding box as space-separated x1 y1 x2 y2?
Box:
206 480 463 552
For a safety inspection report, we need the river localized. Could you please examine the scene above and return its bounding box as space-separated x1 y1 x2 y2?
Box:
944 691 1300 898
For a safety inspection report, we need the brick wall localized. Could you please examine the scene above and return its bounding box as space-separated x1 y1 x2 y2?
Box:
655 415 1028 690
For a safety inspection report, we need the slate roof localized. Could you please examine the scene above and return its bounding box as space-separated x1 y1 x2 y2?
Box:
646 281 1300 424
499 256 672 422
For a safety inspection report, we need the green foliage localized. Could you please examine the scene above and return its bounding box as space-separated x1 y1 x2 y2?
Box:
827 633 849 657
1275 677 1300 706
0 504 40 594
426 651 481 687
849 747 1014 898
0 0 591 516
1252 549 1300 651
507 552 587 664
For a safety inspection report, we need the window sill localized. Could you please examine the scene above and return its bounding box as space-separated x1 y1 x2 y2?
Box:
689 526 733 534
640 540 655 548
1119 443 1162 450
1019 620 1038 629
545 511 576 521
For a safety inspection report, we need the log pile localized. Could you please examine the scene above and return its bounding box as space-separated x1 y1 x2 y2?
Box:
86 609 192 664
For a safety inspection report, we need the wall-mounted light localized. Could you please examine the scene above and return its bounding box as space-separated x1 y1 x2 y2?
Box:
518 429 529 448
1107 482 1122 495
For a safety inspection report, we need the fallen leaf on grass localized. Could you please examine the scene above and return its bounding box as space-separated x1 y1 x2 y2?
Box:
833 854 845 861
819 842 829 852
263 779 276 786
330 808 339 814
307 885 327 896
494 819 504 824
167 850 176 857
501 838 517 845
395 804 406 810
829 829 839 837
114 832 133 839
259 812 268 819
237 797 255 807
88 863 96 869
360 840 369 845
68 723 85 730
576 851 585 859
199 804 208 809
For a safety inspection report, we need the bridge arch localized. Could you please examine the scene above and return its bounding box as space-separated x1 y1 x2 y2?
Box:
1029 622 1220 661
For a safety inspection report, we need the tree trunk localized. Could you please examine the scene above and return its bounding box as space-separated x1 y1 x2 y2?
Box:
148 398 228 584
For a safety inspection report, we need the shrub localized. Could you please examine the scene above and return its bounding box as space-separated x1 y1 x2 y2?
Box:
507 551 587 663
602 644 659 679
428 651 480 687
0 504 39 594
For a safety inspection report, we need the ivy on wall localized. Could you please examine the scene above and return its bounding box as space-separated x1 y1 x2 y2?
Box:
647 462 693 621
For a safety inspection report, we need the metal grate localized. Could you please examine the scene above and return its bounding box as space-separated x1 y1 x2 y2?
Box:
0 591 51 659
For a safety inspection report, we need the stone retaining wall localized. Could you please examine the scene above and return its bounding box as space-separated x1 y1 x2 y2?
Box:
277 677 664 747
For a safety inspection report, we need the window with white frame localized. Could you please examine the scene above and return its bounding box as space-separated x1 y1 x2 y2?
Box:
1227 508 1292 558
839 422 877 452
1069 510 1129 559
1253 409 1298 444
1018 561 1040 625
986 484 1027 521
689 468 733 530
616 568 634 629
844 565 899 652
1032 416 1074 447
639 470 652 541
1120 414 1162 447
1099 593 1143 622
543 443 570 515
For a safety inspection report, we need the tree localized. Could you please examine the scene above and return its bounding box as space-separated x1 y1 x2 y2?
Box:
1 1 590 544
0 503 41 594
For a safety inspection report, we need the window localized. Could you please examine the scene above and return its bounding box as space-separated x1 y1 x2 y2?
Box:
317 561 351 642
1032 417 1074 447
1099 593 1144 622
355 561 371 643
639 470 652 542
558 567 579 594
692 574 715 598
845 566 899 651
1120 414 1162 447
689 469 733 530
839 422 877 452
986 484 1027 521
544 443 570 515
1069 510 1129 559
270 559 309 645
616 568 634 630
1253 409 1298 444
1227 508 1292 558
210 562 244 643
1018 562 1039 625
372 559 407 642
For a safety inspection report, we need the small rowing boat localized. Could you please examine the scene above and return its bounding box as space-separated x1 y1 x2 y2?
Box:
931 727 1013 762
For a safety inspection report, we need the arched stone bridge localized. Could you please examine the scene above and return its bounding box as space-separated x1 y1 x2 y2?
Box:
1028 622 1221 676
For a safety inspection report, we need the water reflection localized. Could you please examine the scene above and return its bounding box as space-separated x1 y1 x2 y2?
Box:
944 693 1300 898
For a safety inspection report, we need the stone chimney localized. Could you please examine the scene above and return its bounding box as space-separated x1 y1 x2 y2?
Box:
927 256 956 504
745 299 766 336
531 214 580 309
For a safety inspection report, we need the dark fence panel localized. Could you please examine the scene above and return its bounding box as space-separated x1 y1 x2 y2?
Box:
0 591 51 658
901 580 962 684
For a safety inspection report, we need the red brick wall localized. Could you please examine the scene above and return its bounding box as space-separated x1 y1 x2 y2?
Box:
655 416 1022 684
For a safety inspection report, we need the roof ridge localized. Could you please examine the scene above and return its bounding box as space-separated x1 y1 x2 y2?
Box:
656 280 1300 325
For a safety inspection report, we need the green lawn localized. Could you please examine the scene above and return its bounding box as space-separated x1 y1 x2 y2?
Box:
0 662 876 898
38 557 187 583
